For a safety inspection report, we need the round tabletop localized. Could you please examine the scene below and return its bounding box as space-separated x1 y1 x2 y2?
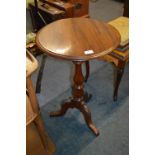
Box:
36 18 120 61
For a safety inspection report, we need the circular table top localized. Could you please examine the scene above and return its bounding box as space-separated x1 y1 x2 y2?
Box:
36 18 120 61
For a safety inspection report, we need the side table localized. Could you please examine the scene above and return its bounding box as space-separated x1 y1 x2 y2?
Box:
36 18 120 136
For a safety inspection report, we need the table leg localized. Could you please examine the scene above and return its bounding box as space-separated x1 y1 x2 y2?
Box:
84 61 90 82
36 54 47 93
49 61 99 136
113 61 125 101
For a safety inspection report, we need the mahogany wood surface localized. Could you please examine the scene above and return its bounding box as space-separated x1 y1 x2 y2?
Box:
36 18 120 61
36 18 120 135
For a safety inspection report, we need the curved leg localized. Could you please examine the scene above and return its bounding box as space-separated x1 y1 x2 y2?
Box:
49 61 99 136
36 54 47 93
72 62 98 136
84 61 90 82
113 62 125 101
49 100 74 117
78 102 99 136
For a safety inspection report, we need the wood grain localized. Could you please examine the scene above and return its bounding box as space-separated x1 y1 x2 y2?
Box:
36 18 120 61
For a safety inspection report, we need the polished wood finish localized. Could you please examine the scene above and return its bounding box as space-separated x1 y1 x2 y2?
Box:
36 18 120 61
26 51 56 155
84 61 89 82
36 18 120 135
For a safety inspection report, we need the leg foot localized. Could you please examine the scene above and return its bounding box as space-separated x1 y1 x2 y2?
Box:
49 100 73 117
78 102 99 136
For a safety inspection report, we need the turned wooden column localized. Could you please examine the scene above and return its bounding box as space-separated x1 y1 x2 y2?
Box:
72 62 99 135
50 61 99 135
72 62 84 101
